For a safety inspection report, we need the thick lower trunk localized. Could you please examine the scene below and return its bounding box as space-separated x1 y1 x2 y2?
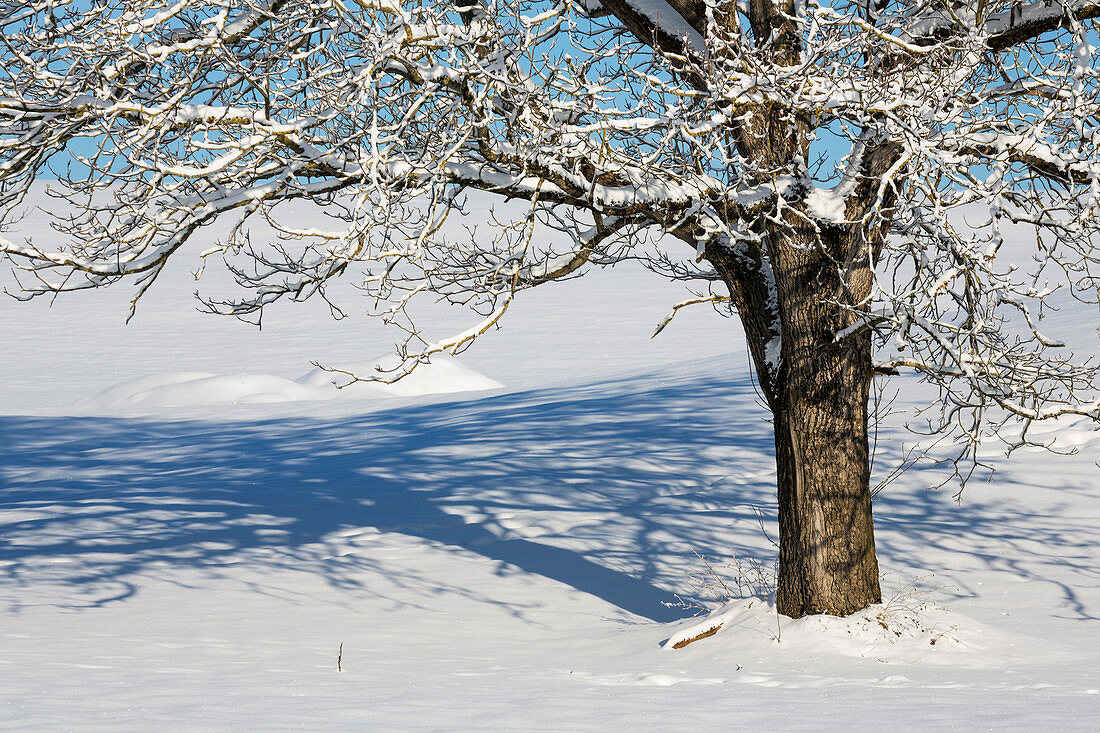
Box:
776 228 880 617
772 231 881 618
690 7 888 617
772 356 880 618
708 225 882 619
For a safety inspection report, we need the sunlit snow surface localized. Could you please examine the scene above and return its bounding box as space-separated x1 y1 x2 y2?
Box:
3 196 1100 730
72 356 503 410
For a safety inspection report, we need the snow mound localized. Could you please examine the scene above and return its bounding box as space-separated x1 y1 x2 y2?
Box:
75 356 502 409
664 597 1028 668
72 371 220 408
296 354 504 397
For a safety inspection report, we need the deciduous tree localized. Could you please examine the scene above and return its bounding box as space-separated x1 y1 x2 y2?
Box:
4 0 1100 617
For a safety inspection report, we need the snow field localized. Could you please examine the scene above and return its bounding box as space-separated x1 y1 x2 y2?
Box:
2 204 1100 730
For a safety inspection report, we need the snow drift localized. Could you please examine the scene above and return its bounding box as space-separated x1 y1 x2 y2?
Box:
72 355 503 410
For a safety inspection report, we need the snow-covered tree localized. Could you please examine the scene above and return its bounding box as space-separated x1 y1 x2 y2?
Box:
4 0 1100 618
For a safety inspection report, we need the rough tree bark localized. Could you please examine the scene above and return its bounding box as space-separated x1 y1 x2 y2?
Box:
769 226 881 618
699 0 885 613
708 221 882 618
688 0 884 619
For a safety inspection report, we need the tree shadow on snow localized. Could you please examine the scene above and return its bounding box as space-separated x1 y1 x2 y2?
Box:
1 369 1098 622
0 371 776 621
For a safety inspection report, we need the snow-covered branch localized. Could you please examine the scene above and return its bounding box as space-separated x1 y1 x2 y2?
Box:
986 0 1100 51
3 0 1100 479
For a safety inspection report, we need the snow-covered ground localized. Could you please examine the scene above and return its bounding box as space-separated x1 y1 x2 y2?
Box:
3 199 1100 730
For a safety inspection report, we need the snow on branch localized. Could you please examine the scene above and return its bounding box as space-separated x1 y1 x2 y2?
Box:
597 0 706 56
2 0 1100 475
985 0 1100 51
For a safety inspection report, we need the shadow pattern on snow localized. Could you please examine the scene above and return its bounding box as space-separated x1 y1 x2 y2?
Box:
2 369 1098 622
0 372 775 621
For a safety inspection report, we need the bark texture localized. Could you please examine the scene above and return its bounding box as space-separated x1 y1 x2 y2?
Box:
769 226 881 617
701 0 883 618
709 222 882 619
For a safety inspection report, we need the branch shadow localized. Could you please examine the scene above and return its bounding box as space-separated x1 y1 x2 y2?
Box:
0 371 776 622
869 433 1100 622
2 368 1098 624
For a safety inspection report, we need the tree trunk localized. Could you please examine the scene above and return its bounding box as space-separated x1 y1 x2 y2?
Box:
708 224 882 619
771 228 881 618
771 311 881 618
698 0 884 611
772 227 881 618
